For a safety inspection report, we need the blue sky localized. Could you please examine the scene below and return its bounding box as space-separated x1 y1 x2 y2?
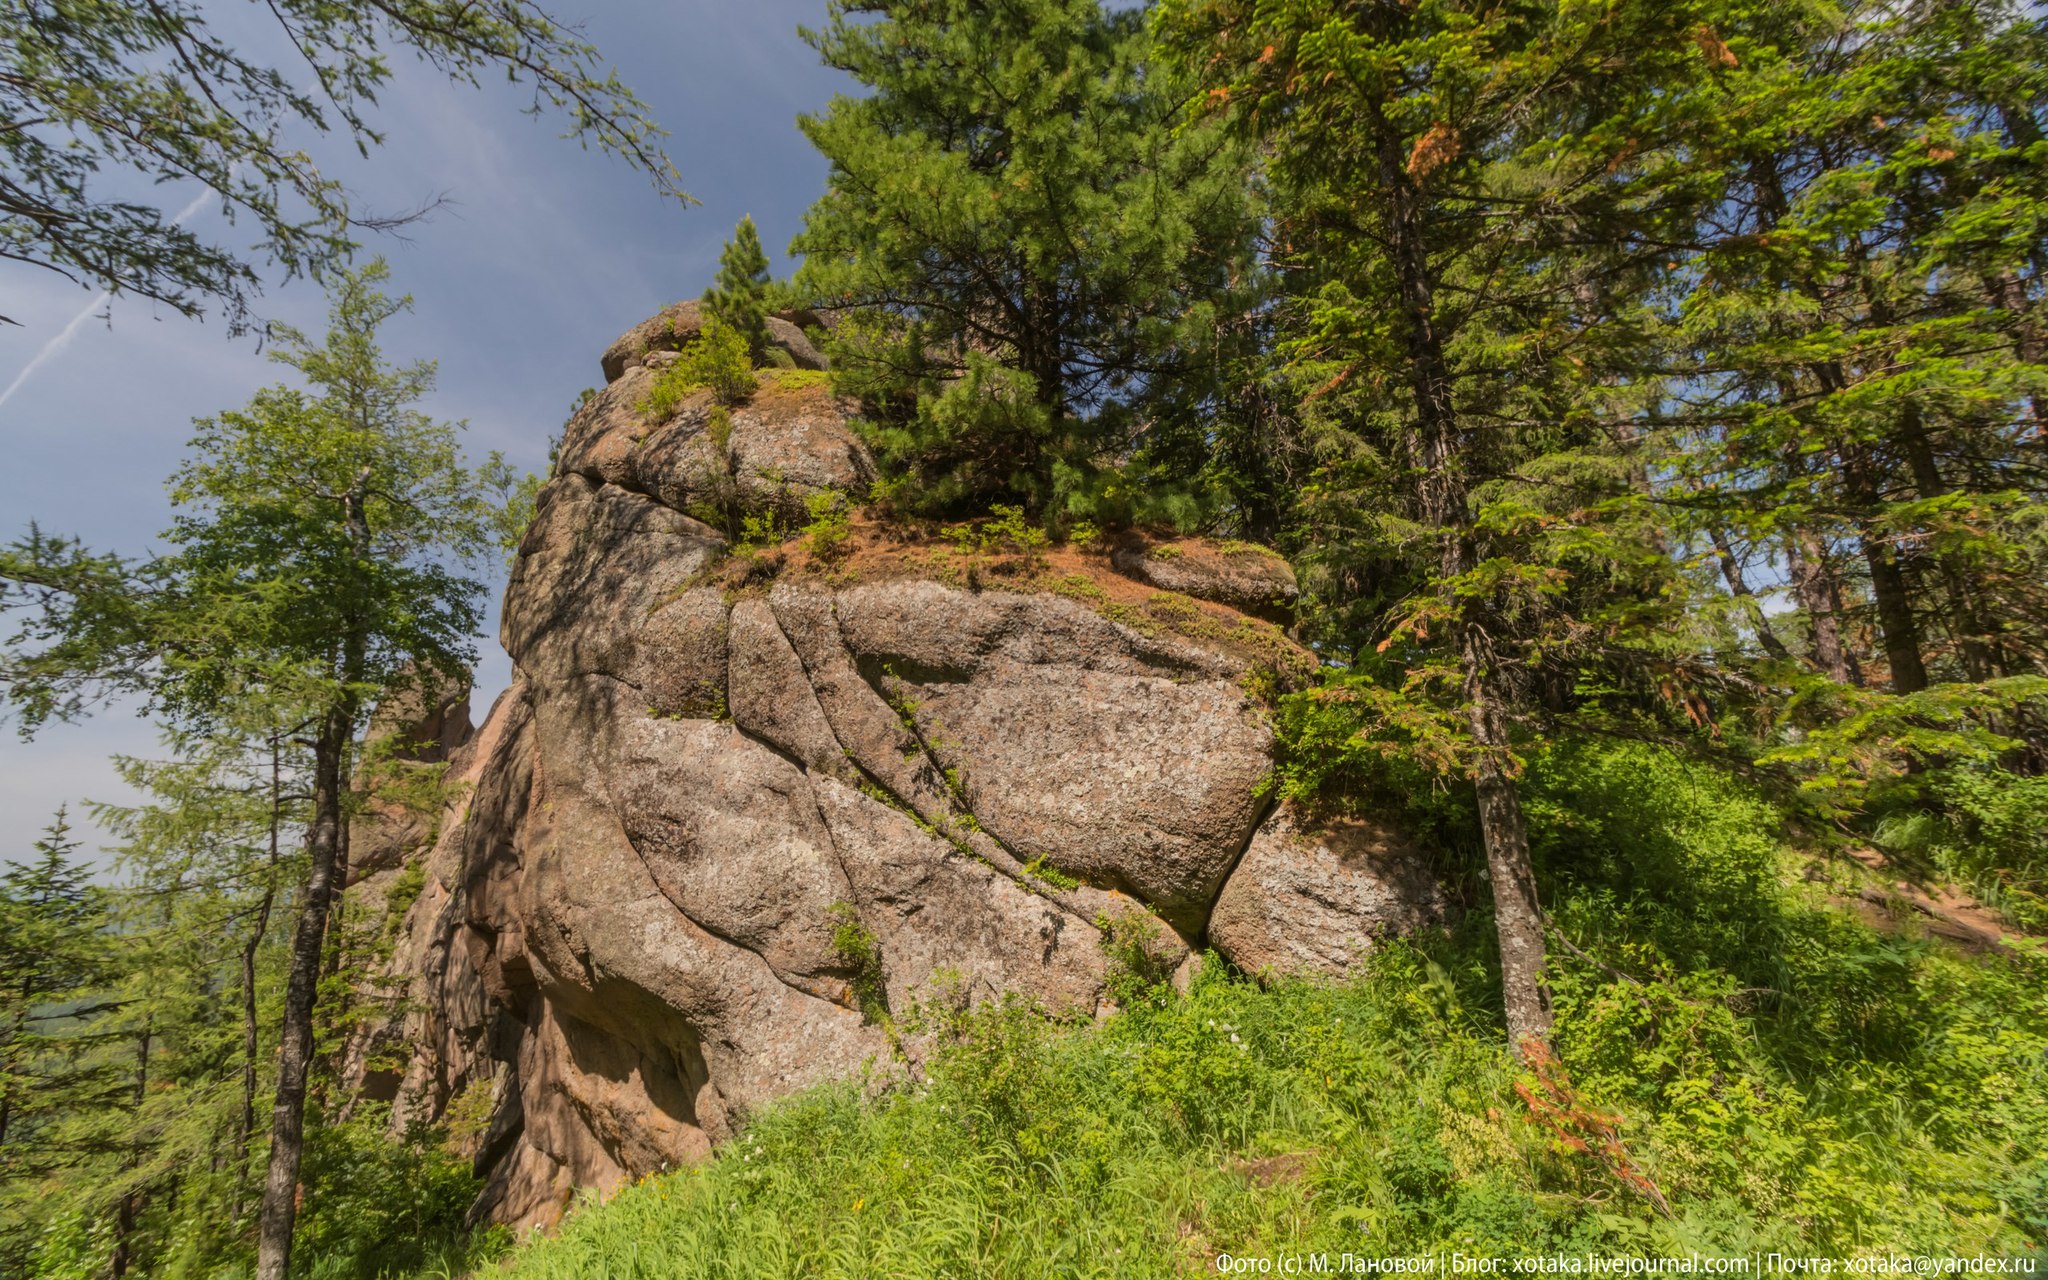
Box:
0 1 852 859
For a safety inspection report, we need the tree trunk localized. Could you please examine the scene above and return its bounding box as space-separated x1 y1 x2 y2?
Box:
1370 96 1551 1055
1894 401 1997 680
1709 525 1791 660
1840 442 1928 693
234 732 286 1226
1783 524 1860 684
110 1015 152 1279
254 708 351 1280
1464 628 1555 1049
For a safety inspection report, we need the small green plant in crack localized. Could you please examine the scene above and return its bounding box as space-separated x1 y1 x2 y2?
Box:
881 672 922 731
828 901 888 1024
705 403 734 454
1022 855 1080 893
736 506 785 555
802 490 851 563
1095 908 1179 1007
947 811 982 836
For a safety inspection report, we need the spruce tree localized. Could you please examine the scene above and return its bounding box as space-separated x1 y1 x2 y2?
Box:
792 0 1259 521
0 810 115 1158
703 215 774 363
1162 0 1723 1054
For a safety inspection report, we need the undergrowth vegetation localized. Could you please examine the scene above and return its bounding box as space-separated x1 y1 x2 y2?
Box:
453 739 2044 1279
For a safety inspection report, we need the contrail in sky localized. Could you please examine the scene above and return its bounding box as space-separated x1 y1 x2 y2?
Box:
0 183 222 413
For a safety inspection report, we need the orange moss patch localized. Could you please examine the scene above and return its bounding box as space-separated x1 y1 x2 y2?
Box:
758 513 1317 696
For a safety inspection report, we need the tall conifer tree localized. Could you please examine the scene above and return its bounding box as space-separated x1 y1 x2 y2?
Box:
704 215 774 363
1164 0 1723 1052
793 0 1259 521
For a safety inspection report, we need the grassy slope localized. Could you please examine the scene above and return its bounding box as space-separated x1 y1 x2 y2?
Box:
458 741 2046 1279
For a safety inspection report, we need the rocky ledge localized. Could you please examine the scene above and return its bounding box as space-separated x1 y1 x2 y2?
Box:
342 304 1449 1231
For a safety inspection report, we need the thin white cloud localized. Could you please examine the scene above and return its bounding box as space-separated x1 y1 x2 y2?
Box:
0 184 220 413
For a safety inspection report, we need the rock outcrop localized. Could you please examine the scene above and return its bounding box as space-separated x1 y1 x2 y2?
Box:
1110 535 1300 620
599 300 828 383
345 304 1447 1232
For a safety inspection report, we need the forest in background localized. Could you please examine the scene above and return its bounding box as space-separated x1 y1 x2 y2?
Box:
2 0 2046 1274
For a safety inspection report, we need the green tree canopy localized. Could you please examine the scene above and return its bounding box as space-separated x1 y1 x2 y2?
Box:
1 0 686 332
0 259 518 1279
791 0 1260 522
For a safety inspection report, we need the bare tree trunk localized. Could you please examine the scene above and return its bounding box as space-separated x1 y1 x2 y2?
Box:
1840 442 1928 693
254 709 351 1280
1784 524 1860 684
110 1015 152 1279
1709 525 1791 660
1894 402 1997 680
1464 628 1554 1049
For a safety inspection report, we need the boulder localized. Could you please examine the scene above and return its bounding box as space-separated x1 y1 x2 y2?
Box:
1208 807 1449 980
600 300 829 383
1111 536 1299 619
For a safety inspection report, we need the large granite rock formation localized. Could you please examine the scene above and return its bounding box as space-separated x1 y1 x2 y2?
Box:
345 305 1447 1232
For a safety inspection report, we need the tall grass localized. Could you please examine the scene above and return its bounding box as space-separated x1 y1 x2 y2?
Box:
427 739 2045 1278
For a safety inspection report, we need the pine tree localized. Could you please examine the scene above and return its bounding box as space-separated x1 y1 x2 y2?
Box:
0 811 122 1275
0 810 115 1153
1661 0 2048 803
703 215 774 363
792 0 1259 522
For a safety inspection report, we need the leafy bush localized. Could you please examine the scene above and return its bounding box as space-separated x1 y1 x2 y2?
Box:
641 319 757 419
290 1109 505 1280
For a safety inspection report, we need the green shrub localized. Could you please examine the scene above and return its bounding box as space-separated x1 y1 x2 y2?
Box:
641 319 758 419
801 490 851 564
1095 907 1178 1006
1873 767 2048 930
828 901 887 1023
291 1109 506 1280
855 352 1058 517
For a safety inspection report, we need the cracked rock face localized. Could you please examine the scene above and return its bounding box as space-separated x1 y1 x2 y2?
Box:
344 309 1448 1232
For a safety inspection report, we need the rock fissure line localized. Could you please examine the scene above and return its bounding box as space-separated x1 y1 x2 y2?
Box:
1196 788 1280 947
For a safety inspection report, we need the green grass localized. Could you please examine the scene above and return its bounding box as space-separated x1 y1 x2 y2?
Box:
360 737 2046 1278
467 877 2042 1275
